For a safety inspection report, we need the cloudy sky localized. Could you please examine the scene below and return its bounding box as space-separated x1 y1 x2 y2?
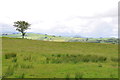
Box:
0 0 119 38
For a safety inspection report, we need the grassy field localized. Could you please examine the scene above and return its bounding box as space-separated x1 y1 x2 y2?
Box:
2 37 118 78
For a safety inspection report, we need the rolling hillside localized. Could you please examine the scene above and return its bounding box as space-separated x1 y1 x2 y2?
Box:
2 37 118 78
1 33 72 42
1 33 118 44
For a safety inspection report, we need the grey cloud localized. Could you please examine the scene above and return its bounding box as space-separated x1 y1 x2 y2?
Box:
0 23 16 33
88 22 114 37
66 8 117 21
48 12 118 38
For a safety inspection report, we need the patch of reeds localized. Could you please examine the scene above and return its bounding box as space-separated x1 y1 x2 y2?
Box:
20 64 33 69
45 54 107 64
111 57 120 62
23 55 32 62
4 53 17 59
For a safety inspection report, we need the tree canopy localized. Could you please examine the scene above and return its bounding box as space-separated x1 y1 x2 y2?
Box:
13 21 31 38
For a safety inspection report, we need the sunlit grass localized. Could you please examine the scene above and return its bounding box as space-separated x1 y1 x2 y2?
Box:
2 37 118 78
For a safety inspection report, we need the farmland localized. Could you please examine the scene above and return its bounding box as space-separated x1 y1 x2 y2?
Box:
2 37 118 78
1 33 118 44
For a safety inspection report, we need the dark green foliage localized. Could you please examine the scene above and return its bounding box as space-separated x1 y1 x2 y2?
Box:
57 54 61 57
12 58 17 63
13 21 31 38
98 64 102 67
46 57 50 63
45 54 107 64
4 53 17 59
111 57 119 62
90 55 107 62
52 54 55 57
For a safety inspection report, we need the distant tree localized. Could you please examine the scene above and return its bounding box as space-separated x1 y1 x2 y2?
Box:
45 37 47 38
45 34 47 35
86 38 89 41
97 40 102 43
59 36 61 37
13 21 31 38
52 35 55 37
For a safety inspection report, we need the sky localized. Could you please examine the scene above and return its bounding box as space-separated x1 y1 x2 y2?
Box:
0 0 119 38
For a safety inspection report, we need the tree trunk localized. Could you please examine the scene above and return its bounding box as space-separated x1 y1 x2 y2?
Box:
22 32 25 39
22 35 24 39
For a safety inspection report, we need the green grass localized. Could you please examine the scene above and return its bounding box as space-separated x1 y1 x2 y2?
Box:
2 37 118 78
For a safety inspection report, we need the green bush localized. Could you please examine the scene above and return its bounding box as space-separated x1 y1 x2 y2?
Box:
46 57 50 63
4 53 17 59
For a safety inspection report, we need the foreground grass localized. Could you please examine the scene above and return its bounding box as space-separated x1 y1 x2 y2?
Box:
2 37 118 78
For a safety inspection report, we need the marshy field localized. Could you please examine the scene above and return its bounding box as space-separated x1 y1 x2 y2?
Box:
2 37 118 78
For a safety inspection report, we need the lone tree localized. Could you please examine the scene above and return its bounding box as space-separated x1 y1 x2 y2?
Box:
13 21 31 38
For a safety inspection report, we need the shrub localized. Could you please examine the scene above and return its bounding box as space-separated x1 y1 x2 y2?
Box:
52 54 55 57
90 55 107 62
98 56 107 62
46 57 50 63
81 55 90 62
57 54 61 57
66 54 69 57
4 53 17 59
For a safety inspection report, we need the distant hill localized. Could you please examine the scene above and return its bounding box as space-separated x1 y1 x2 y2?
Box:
1 33 72 42
1 33 118 44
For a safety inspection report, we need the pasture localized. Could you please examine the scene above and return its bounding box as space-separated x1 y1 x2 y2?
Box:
2 37 118 78
1 33 118 44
